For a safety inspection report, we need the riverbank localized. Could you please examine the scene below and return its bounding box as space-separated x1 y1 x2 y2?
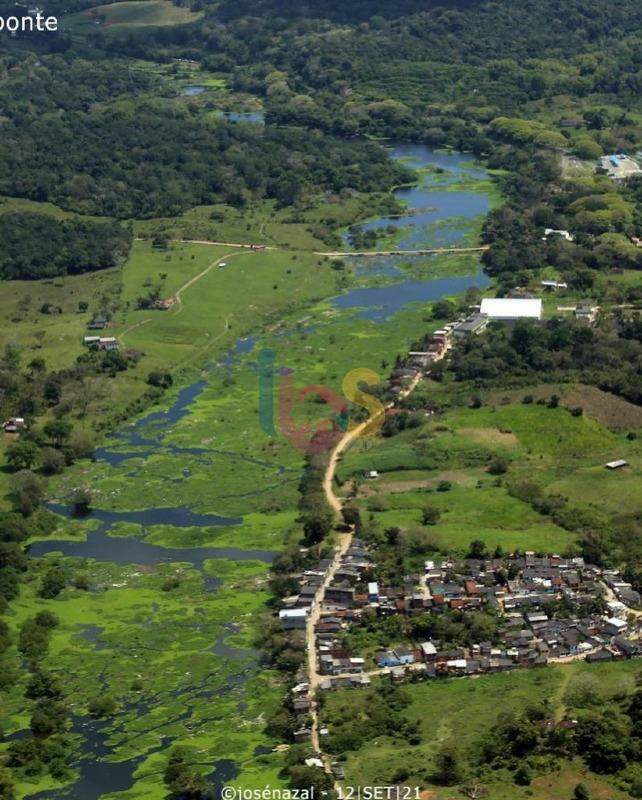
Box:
1 145 498 799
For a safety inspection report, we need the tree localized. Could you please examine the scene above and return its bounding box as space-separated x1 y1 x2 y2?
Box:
434 742 465 785
70 487 92 515
573 784 590 800
67 431 95 460
432 299 456 320
43 418 72 446
0 768 16 800
88 694 118 718
30 699 67 737
26 670 64 701
39 566 67 599
341 505 361 529
422 505 441 525
514 764 532 785
302 510 332 544
468 539 488 559
7 440 39 471
288 765 334 797
164 747 212 800
487 456 508 475
147 371 173 389
40 447 66 476
10 470 45 515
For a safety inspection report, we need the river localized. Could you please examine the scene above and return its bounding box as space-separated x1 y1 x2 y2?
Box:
28 142 494 800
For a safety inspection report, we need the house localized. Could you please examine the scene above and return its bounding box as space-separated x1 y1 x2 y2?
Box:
543 229 574 242
84 336 101 346
605 459 628 470
87 316 107 330
586 648 613 663
619 588 641 607
279 608 308 630
541 280 568 291
613 638 640 658
602 617 627 637
97 337 119 351
376 647 415 668
3 417 26 433
575 303 599 325
420 641 437 662
479 298 543 322
154 297 175 310
364 470 379 480
368 582 379 602
453 314 488 338
599 154 642 182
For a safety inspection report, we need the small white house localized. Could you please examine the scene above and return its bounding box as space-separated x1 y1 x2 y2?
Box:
3 417 26 433
279 608 308 630
543 228 574 242
605 459 628 470
364 470 379 479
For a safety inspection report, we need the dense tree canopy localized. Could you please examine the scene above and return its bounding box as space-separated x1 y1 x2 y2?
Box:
0 213 132 279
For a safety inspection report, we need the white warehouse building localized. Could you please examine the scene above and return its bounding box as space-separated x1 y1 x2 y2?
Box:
480 298 543 322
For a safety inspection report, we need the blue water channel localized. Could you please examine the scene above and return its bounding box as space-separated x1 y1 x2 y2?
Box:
334 143 491 318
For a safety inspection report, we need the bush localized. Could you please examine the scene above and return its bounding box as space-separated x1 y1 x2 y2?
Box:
487 456 508 475
422 505 441 525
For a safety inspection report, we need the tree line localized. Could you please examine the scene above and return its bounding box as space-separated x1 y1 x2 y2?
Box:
0 212 132 280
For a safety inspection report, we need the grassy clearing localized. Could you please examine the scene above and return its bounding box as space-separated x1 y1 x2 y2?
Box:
338 398 642 554
70 0 203 29
321 661 640 796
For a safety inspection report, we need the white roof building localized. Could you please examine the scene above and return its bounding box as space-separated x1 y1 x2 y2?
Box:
480 298 543 320
279 608 308 620
604 617 627 631
420 641 437 657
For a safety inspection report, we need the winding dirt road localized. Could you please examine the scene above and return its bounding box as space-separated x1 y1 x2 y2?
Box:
308 360 442 768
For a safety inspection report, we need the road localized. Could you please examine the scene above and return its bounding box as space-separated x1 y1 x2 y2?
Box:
307 350 449 773
135 236 488 259
173 249 244 312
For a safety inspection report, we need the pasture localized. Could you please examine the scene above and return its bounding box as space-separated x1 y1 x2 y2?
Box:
321 660 640 797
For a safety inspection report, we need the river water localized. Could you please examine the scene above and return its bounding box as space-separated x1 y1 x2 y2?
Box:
28 142 493 799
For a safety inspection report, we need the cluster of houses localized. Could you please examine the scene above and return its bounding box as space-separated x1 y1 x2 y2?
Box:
279 545 641 693
83 315 120 351
598 153 642 183
83 335 119 351
389 327 453 391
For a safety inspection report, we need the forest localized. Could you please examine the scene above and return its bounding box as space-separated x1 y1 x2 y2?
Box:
0 213 132 279
0 104 409 217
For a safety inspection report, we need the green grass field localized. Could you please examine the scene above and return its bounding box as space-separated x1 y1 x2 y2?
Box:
70 0 203 29
338 397 642 555
321 661 640 798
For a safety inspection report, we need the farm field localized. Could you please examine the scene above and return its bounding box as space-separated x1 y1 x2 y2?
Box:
337 397 642 555
320 661 640 798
